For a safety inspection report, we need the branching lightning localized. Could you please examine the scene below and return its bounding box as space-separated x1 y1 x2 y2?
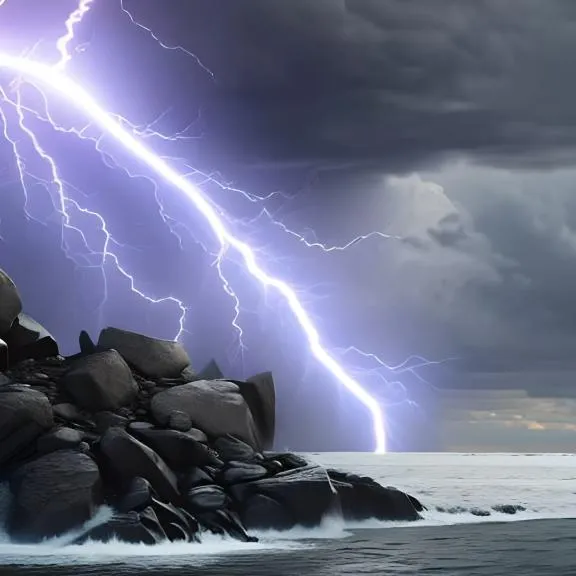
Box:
0 1 450 453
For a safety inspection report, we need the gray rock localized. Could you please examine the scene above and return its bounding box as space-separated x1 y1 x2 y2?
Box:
8 450 101 541
232 465 337 530
98 327 191 378
117 476 153 513
4 314 59 365
151 380 259 448
241 493 293 530
220 462 268 485
264 452 309 471
213 434 257 463
168 410 192 432
150 497 195 542
0 387 53 467
61 350 138 411
37 427 83 454
186 485 229 511
99 428 179 503
239 372 275 450
179 467 214 490
326 469 423 522
78 330 96 355
139 506 169 542
94 411 129 434
195 509 255 542
128 421 154 432
53 402 84 422
129 427 222 472
0 269 22 336
187 428 208 443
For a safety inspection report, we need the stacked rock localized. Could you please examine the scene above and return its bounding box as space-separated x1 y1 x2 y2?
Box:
0 268 424 544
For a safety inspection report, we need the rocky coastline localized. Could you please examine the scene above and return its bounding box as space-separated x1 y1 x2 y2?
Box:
0 268 424 544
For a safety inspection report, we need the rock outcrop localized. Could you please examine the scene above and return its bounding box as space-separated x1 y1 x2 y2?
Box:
0 269 22 336
151 380 260 448
98 327 191 378
8 450 102 541
0 267 425 545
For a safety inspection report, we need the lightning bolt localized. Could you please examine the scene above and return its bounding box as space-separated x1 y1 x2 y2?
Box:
119 0 215 79
0 53 390 452
0 2 450 454
55 0 95 71
0 0 190 340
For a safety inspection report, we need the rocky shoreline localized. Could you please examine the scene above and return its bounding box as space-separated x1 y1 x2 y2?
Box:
0 268 424 545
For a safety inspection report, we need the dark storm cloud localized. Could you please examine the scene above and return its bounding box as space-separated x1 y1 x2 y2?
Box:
104 1 576 392
416 165 576 380
124 0 576 169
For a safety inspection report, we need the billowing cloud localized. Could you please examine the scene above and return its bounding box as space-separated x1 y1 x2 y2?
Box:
122 0 576 169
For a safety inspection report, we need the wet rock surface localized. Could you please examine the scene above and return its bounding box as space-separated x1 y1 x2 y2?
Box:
0 266 424 544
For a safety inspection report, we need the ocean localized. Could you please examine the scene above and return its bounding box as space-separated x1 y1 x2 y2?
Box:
1 452 575 575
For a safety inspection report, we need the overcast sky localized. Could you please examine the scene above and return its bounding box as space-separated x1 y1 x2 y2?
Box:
2 0 576 451
175 0 576 451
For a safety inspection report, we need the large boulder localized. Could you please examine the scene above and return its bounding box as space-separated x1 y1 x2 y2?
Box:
151 380 259 448
117 476 153 513
219 461 269 486
3 313 58 365
0 269 22 336
97 327 191 378
7 450 102 541
327 469 423 521
0 386 53 469
61 350 138 411
36 426 83 454
128 425 222 472
232 465 338 530
213 434 257 463
237 372 275 450
98 427 179 503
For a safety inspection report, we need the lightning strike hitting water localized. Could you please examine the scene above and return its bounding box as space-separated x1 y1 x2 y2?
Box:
0 52 389 452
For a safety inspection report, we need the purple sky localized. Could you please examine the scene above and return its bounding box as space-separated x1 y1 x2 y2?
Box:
3 1 576 452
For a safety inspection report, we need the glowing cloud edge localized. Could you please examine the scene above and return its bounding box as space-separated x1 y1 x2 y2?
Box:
0 54 387 453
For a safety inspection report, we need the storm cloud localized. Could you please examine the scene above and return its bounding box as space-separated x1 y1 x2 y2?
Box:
119 0 576 449
2 0 576 450
120 0 576 169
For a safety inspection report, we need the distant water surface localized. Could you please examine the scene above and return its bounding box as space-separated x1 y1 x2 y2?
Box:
1 453 575 576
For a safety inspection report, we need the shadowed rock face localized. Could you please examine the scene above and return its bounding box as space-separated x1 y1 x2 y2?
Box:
98 427 180 504
0 387 53 469
0 270 21 337
236 372 275 450
61 350 138 411
3 314 59 366
0 266 425 545
8 450 102 542
98 327 191 379
151 380 260 448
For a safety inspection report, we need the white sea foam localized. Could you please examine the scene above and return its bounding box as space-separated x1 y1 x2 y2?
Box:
1 452 575 564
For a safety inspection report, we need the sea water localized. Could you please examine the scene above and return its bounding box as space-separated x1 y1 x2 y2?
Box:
1 453 575 575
